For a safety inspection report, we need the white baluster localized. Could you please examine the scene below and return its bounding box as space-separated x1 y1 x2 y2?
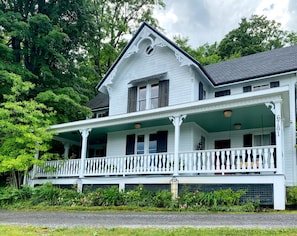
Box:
197 152 201 171
246 149 251 170
210 151 214 171
231 150 235 170
215 151 220 171
252 149 257 169
202 152 206 171
264 148 268 169
206 151 210 171
221 151 225 175
226 150 230 171
258 149 263 169
193 152 197 172
270 148 275 169
242 149 248 170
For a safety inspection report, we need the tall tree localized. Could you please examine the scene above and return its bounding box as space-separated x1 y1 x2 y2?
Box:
84 0 165 85
217 15 297 59
0 71 54 188
174 36 222 66
0 0 93 123
0 0 165 123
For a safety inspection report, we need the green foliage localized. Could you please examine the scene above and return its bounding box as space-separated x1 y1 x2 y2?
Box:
0 72 54 187
174 36 223 65
30 183 82 206
83 0 165 86
153 189 173 208
2 225 297 236
217 15 297 59
124 185 154 207
0 0 166 123
0 185 33 207
0 184 260 212
177 187 255 211
83 186 125 207
287 186 297 206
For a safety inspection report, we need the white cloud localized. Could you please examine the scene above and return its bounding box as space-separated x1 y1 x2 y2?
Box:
154 0 296 48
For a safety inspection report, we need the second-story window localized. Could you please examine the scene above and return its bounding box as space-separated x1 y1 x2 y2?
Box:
128 80 169 113
138 83 159 111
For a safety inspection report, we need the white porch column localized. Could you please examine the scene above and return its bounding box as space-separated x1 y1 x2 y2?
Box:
266 100 283 174
169 115 187 176
79 128 91 178
63 143 70 159
274 100 283 174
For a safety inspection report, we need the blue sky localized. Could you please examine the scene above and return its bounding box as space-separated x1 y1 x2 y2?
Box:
154 0 297 47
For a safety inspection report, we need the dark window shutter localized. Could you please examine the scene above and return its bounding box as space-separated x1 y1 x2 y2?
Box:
271 132 276 145
126 134 135 155
199 82 204 100
158 80 169 107
127 86 137 112
156 131 168 153
243 134 253 147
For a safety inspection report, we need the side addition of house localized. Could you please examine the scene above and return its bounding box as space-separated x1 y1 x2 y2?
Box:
26 23 297 210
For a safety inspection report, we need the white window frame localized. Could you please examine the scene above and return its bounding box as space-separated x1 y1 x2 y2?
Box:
137 83 159 111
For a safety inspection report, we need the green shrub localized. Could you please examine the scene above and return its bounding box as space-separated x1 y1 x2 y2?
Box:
0 185 32 206
30 183 61 206
30 183 82 206
153 190 173 208
124 185 154 207
177 187 249 211
0 184 259 212
84 186 125 206
287 186 297 206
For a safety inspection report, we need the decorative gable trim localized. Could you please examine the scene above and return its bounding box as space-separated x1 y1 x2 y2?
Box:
96 22 213 93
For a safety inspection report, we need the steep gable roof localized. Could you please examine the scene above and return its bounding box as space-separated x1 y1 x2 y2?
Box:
96 22 213 91
205 45 297 86
95 22 297 94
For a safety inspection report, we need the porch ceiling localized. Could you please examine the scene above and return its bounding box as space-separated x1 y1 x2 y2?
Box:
57 104 274 145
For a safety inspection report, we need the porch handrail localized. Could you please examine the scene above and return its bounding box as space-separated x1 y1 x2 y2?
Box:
34 159 80 178
84 152 174 176
179 145 277 175
33 145 277 178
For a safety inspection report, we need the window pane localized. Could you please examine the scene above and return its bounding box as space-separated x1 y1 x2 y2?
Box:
139 100 146 111
139 86 146 99
151 84 159 97
150 84 159 109
254 134 270 146
138 86 146 111
137 135 144 154
149 134 157 153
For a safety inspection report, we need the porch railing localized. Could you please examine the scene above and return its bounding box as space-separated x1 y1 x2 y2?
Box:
33 145 277 178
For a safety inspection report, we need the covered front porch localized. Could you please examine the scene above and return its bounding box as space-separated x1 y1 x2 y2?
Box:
27 87 288 210
33 146 278 178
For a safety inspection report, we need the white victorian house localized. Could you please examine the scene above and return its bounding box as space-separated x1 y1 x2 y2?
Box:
26 23 297 210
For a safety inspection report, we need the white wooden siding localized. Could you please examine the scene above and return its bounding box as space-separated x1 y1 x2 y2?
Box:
108 47 198 116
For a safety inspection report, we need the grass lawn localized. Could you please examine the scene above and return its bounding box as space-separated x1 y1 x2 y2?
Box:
1 225 297 236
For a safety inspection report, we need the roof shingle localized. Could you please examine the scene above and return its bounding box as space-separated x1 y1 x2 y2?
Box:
204 45 297 85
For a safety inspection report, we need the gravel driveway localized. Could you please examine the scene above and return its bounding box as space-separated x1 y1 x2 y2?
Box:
0 210 297 228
